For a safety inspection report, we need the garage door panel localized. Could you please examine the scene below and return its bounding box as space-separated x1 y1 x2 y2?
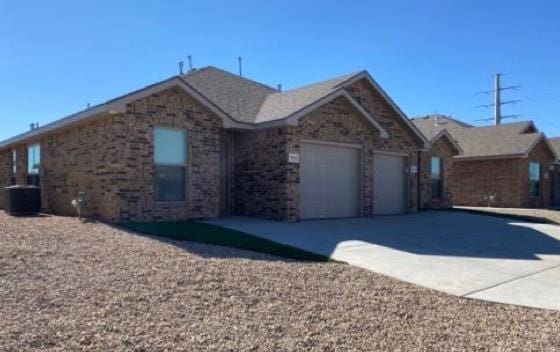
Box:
373 153 407 215
300 143 361 219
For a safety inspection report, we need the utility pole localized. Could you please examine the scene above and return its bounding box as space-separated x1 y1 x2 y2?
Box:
476 73 521 125
494 73 501 125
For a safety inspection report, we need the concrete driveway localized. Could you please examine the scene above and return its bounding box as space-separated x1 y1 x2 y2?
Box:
208 211 560 310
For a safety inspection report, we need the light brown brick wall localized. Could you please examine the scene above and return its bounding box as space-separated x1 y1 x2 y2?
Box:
1 79 425 222
0 149 12 209
450 139 554 208
39 115 125 220
112 87 223 222
522 139 553 208
419 137 455 209
552 164 560 206
1 87 223 222
346 78 423 212
232 128 292 220
231 90 423 221
286 96 380 220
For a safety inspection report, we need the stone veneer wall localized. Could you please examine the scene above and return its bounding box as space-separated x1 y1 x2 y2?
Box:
418 137 456 209
450 139 554 208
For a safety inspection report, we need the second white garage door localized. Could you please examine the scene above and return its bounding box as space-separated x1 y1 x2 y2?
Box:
373 153 407 215
300 142 361 219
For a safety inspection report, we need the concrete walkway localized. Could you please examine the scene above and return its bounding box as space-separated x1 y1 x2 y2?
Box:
208 211 560 310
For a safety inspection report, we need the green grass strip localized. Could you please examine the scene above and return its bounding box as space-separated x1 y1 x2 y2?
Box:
118 221 333 262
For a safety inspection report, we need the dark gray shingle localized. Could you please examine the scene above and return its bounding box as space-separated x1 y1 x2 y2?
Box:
412 115 542 159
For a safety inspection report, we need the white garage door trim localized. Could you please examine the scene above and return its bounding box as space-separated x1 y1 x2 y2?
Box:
300 140 363 220
373 151 408 215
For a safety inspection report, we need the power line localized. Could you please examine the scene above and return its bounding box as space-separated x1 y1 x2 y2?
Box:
475 73 522 125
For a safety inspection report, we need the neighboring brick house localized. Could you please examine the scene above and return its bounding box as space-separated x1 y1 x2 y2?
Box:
413 115 557 208
0 66 429 222
417 129 461 209
547 137 560 206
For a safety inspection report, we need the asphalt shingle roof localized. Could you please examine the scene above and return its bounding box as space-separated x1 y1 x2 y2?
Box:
412 115 542 159
253 73 358 123
0 65 421 149
182 67 360 124
548 137 560 157
181 67 277 123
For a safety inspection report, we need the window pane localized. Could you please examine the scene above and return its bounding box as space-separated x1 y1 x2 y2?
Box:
154 128 186 165
12 150 16 174
431 157 441 179
27 144 40 175
155 165 186 201
529 162 540 181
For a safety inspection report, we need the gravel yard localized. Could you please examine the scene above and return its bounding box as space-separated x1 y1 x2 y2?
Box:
1 212 560 351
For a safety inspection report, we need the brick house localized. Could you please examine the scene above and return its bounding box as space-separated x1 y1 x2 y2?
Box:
0 67 429 222
413 115 557 208
417 129 462 209
547 137 560 206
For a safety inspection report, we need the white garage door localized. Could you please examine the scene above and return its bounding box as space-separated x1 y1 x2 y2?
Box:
300 142 361 219
373 153 407 215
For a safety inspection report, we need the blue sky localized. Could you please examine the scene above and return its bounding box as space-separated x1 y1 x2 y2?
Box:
1 0 559 141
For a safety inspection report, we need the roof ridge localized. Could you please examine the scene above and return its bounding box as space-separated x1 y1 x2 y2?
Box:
185 65 278 92
469 121 533 130
277 71 362 93
410 114 473 128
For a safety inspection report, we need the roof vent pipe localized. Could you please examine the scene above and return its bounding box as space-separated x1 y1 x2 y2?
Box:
178 60 184 75
188 55 193 71
30 123 35 130
238 57 243 77
277 84 282 91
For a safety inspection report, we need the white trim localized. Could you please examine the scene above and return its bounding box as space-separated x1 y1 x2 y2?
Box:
300 139 363 149
341 71 431 149
373 150 409 157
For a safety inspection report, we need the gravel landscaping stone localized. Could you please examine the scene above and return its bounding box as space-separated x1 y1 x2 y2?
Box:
1 212 560 351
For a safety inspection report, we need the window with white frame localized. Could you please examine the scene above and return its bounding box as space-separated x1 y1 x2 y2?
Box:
528 162 541 197
154 127 186 201
27 143 41 186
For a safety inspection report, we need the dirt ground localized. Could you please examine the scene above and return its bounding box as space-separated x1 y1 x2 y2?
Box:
1 212 559 351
